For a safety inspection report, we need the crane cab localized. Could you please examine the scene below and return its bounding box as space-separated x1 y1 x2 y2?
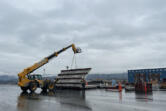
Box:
27 74 43 80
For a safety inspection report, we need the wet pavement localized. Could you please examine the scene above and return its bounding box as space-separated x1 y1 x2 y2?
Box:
0 85 166 111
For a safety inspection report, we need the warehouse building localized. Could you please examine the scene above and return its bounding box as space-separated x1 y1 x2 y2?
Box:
128 68 166 84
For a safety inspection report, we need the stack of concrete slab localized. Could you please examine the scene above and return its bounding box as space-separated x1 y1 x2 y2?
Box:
56 68 91 89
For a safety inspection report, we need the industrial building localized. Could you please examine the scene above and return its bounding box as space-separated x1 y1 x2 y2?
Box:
128 68 166 84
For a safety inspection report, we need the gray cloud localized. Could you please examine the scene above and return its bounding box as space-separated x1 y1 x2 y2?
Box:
0 0 166 75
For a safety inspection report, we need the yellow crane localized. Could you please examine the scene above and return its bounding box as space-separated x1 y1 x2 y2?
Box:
18 44 81 92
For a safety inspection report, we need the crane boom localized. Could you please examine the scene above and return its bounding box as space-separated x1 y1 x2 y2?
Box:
18 44 81 87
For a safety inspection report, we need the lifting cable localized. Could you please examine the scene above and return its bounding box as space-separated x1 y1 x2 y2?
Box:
71 54 77 69
75 54 77 68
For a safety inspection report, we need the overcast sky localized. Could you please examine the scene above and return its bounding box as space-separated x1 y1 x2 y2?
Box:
0 0 166 75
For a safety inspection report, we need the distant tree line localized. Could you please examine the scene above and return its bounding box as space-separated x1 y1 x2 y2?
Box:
0 73 128 84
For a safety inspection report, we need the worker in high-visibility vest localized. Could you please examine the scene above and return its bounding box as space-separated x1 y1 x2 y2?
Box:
118 82 122 92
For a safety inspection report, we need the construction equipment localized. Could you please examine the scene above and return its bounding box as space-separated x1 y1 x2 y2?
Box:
18 44 81 92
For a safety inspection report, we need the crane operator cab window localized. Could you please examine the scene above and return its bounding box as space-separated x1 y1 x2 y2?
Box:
27 74 43 80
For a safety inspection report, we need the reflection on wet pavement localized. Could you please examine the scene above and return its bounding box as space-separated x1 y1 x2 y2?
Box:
135 92 153 102
0 85 166 111
17 90 91 111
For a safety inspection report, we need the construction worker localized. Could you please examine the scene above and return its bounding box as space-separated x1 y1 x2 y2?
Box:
81 78 86 89
118 82 122 92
